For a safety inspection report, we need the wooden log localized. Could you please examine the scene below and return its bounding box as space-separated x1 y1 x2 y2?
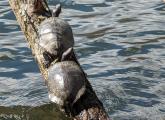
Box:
8 0 110 119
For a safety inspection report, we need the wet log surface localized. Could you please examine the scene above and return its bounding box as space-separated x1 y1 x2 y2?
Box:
8 0 109 119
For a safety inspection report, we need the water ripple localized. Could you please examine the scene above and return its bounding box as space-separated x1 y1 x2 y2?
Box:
0 0 165 119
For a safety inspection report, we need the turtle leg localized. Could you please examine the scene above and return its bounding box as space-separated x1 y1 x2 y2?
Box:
43 51 55 68
61 47 74 61
52 4 61 17
64 103 73 117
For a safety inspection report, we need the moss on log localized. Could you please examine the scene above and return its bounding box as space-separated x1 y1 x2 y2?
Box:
8 0 109 119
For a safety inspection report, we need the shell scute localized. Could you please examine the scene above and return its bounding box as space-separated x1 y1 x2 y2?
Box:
48 61 86 107
37 17 74 67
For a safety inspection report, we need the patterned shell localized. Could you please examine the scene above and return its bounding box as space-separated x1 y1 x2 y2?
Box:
38 17 74 56
48 61 86 106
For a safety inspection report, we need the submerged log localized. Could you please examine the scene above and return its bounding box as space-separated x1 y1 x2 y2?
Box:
8 0 109 119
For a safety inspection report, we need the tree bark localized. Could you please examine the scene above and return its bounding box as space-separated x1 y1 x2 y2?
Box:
8 0 110 120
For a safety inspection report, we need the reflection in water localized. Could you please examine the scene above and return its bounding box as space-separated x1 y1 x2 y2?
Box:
0 104 70 120
0 0 165 119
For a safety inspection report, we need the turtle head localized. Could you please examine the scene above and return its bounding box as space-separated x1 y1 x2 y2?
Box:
48 93 65 106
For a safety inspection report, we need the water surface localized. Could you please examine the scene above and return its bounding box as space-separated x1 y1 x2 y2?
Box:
0 0 165 119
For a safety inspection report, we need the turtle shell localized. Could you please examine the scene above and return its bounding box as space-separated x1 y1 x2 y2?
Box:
38 17 74 56
48 61 86 107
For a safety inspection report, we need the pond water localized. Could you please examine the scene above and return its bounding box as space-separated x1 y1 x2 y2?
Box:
0 0 165 120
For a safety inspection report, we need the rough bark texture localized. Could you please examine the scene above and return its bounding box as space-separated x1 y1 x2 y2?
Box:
8 0 110 120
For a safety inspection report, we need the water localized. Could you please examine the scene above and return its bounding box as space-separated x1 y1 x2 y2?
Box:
0 0 165 119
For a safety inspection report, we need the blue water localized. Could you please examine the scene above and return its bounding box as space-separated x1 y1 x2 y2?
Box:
0 0 165 119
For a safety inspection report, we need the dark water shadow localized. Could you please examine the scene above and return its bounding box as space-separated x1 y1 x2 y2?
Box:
77 41 122 58
119 77 160 107
48 1 109 12
0 47 39 79
0 10 17 21
118 44 164 56
0 21 20 33
129 99 160 107
152 2 165 11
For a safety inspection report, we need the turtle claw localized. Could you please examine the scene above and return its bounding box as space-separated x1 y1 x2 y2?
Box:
52 4 61 17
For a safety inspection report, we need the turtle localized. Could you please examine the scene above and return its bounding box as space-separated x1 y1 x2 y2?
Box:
52 4 61 17
48 60 86 114
37 4 74 67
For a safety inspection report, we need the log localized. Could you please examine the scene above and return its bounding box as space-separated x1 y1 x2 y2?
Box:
8 0 109 119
